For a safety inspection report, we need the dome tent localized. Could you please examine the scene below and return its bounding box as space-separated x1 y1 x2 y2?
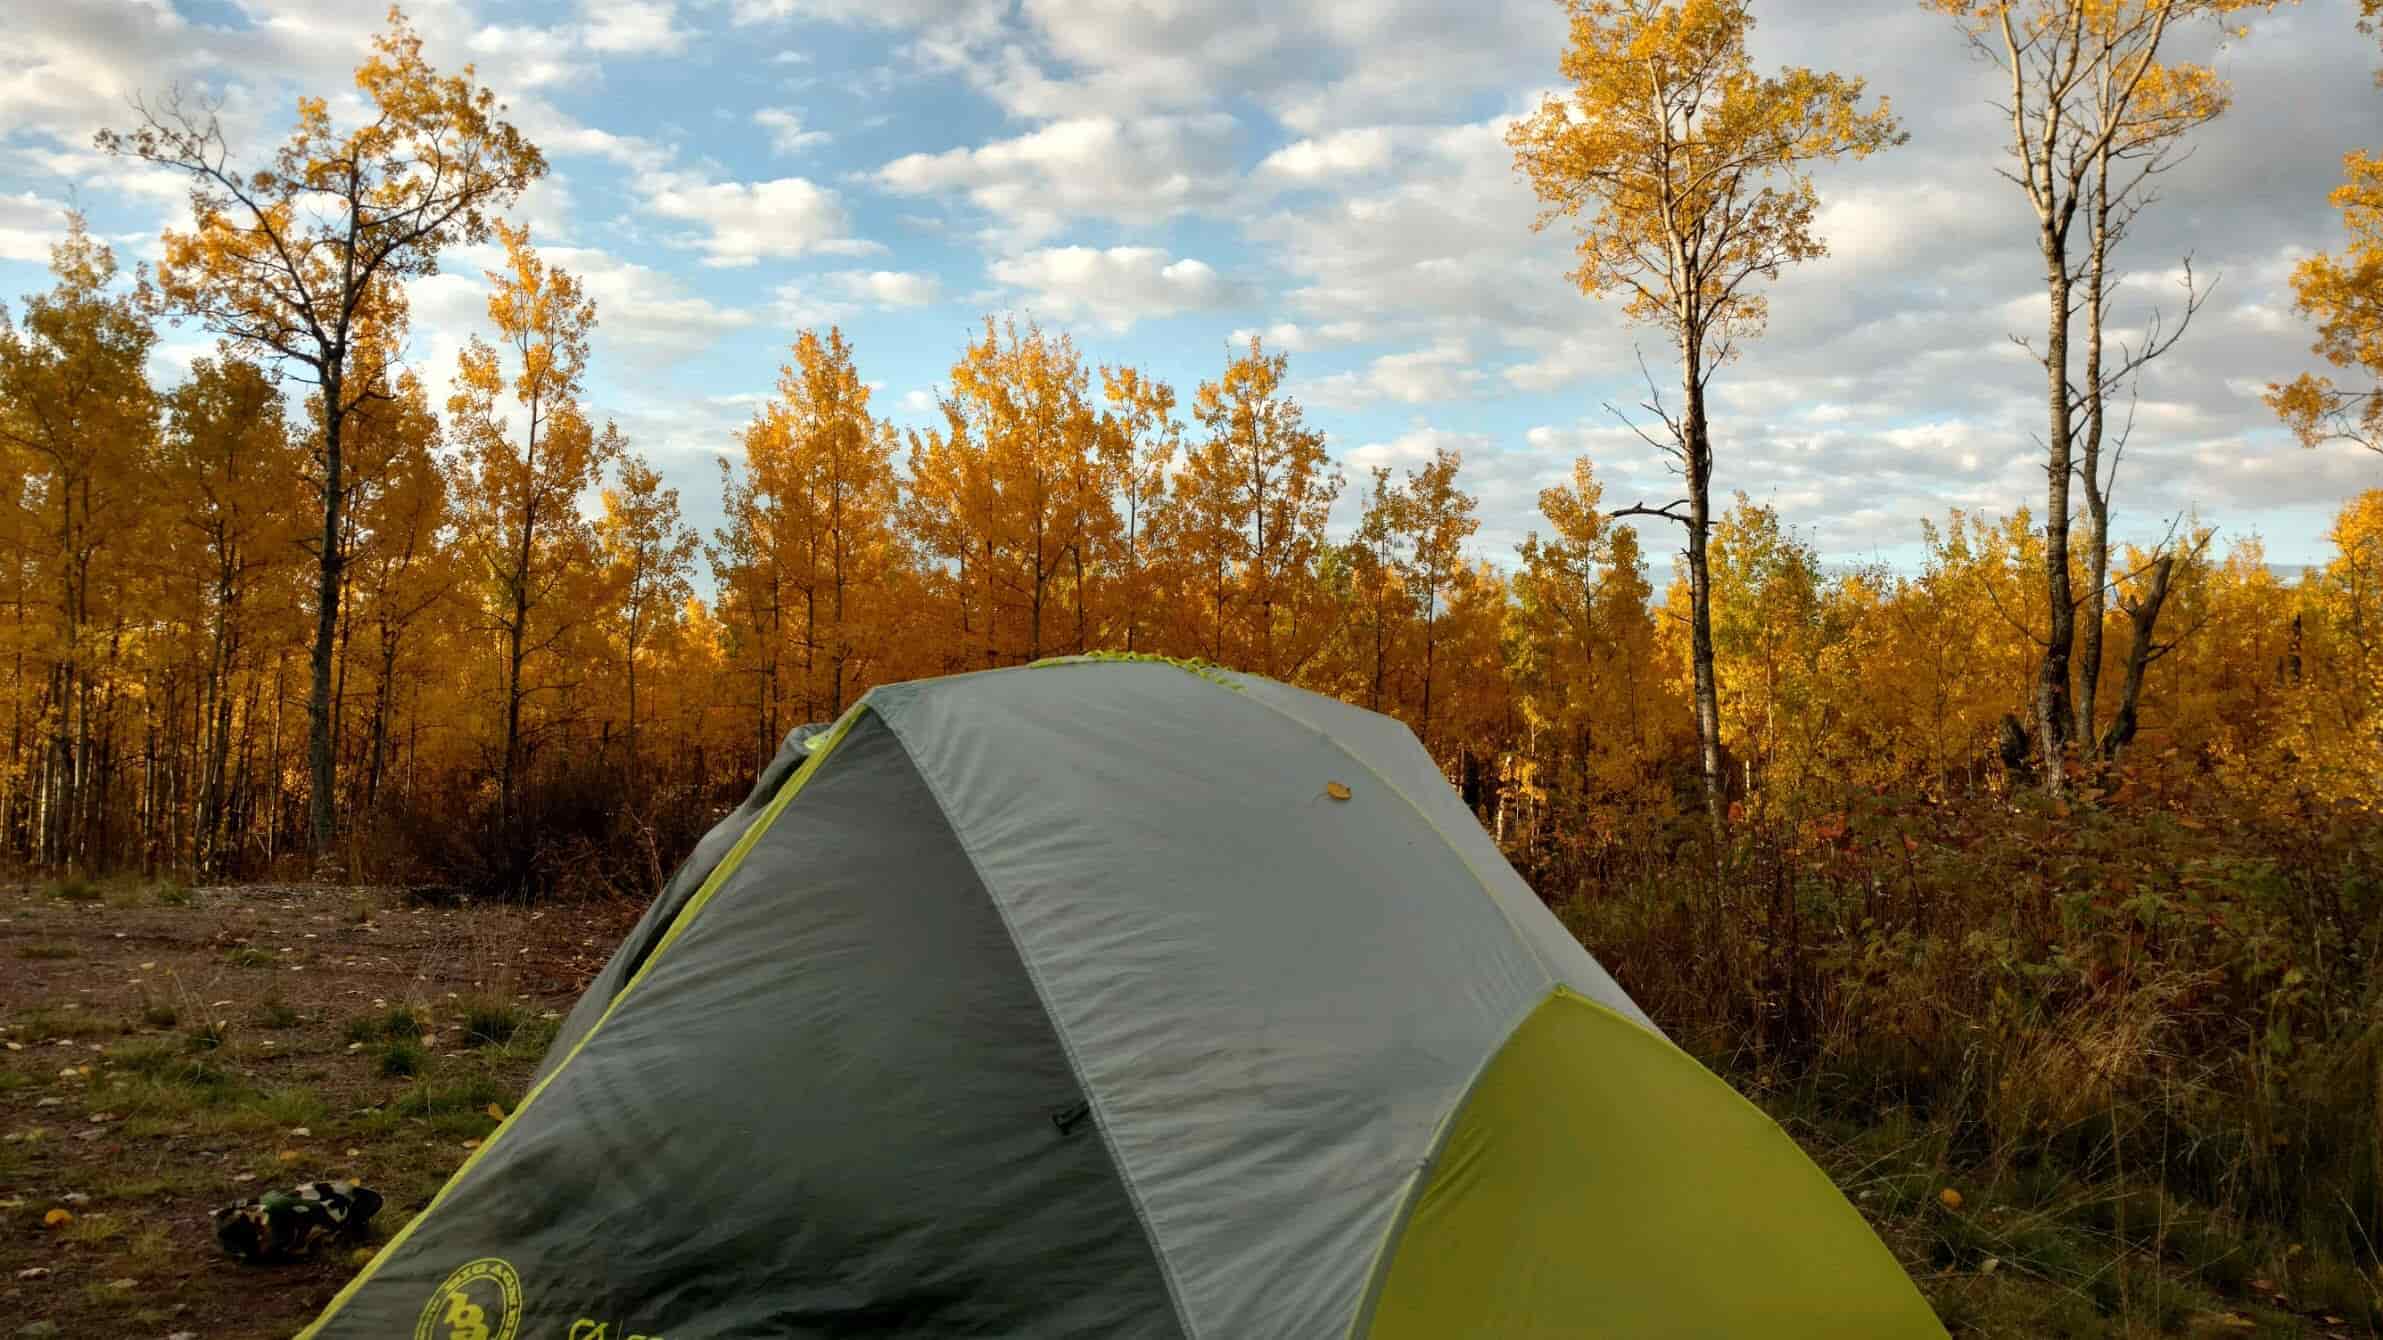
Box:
300 656 1944 1339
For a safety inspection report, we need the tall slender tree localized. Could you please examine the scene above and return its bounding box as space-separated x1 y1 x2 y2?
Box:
447 224 616 843
596 453 697 801
100 5 544 863
1931 0 2272 783
0 215 158 866
1508 0 1904 823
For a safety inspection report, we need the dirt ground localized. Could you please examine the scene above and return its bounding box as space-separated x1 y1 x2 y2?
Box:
0 876 639 1340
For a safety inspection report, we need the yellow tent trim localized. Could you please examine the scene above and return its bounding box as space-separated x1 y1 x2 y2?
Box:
1361 988 1945 1339
296 702 872 1338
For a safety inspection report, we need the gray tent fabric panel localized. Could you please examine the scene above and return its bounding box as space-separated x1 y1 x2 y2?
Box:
312 714 1182 1340
1225 672 1661 1036
870 667 1558 1340
532 720 832 1087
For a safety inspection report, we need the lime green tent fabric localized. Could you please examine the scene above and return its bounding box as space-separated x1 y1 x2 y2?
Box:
300 658 1944 1339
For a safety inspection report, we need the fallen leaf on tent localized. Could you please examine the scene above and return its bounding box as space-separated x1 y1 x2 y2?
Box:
42 1209 72 1228
1937 1188 1963 1210
485 1104 505 1121
1325 781 1352 801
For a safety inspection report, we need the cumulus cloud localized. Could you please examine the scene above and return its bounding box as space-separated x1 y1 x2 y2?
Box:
1307 341 1490 409
644 175 874 267
989 246 1239 332
834 269 941 306
1227 321 1371 353
581 0 690 54
873 115 1239 241
1256 128 1396 183
0 190 76 262
753 107 831 156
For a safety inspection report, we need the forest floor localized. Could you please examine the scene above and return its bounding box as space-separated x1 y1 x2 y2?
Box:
0 875 635 1340
0 873 2350 1339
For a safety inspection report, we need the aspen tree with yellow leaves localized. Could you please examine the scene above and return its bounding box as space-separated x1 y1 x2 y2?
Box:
1930 0 2278 780
447 224 619 846
1401 448 1480 752
1507 0 1904 824
1096 364 1182 655
157 353 304 874
716 328 900 732
2269 151 2382 456
1190 336 1341 679
0 216 158 867
597 454 698 803
98 4 544 863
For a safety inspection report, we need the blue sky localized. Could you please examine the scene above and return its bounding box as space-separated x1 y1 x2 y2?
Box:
3 0 2376 589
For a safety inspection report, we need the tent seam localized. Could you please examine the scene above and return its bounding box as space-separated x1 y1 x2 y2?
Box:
868 696 1203 1340
292 700 872 1339
1340 987 1551 1340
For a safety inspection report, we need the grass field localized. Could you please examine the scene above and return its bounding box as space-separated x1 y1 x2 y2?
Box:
0 872 2365 1338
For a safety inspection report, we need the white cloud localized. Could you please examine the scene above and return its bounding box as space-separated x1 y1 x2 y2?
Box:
988 246 1237 332
833 270 941 306
733 0 1005 28
644 175 871 267
874 115 1238 241
1227 321 1370 353
1345 426 1491 472
582 0 690 54
899 388 939 415
1256 128 1395 182
510 96 677 173
753 107 831 156
1307 341 1489 409
466 24 593 89
0 190 75 262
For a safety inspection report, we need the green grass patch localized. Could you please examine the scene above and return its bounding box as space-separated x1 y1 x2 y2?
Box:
19 1007 127 1040
378 1038 425 1077
151 879 193 907
252 996 301 1029
62 1210 126 1246
457 996 524 1049
222 946 274 969
46 875 99 903
256 1087 330 1129
14 942 76 960
138 1000 177 1029
184 1017 231 1052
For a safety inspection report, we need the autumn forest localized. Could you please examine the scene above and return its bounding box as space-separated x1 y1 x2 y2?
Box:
4 0 2383 1330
